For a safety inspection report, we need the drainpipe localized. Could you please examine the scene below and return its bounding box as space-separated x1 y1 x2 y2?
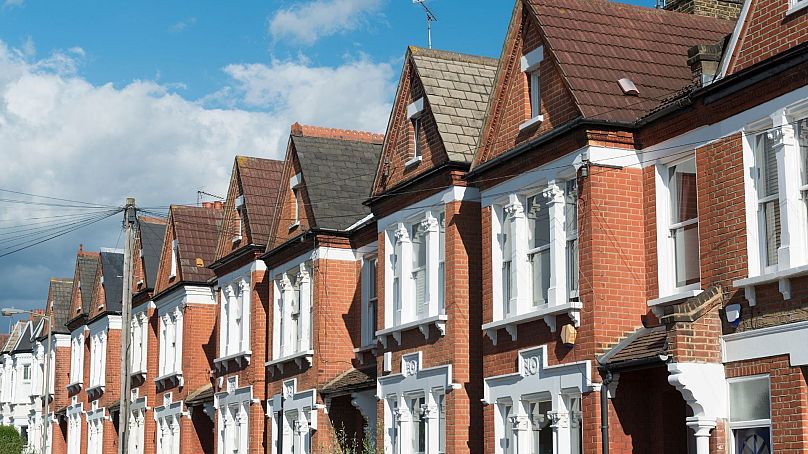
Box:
600 369 612 454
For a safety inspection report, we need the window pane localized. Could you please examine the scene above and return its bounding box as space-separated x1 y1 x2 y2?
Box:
531 249 550 307
501 405 513 454
669 160 698 224
733 427 771 454
527 196 550 250
368 259 377 300
565 179 578 234
673 222 700 287
762 200 781 267
797 118 808 185
502 260 512 315
760 134 779 198
730 378 771 422
412 223 426 269
529 401 553 454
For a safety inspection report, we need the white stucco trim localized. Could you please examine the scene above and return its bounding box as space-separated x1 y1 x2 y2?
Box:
154 285 215 315
713 0 752 81
407 97 425 119
483 345 592 405
88 315 121 335
214 384 254 409
131 301 155 317
520 46 543 72
722 320 808 366
377 186 479 231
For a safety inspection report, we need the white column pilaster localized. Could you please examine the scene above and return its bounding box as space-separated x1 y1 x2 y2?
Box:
544 181 568 308
505 194 530 314
772 109 807 269
422 212 441 318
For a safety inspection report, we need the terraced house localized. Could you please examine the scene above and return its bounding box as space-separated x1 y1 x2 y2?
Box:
150 204 222 454
210 155 284 454
262 124 383 454
368 46 496 454
8 0 808 453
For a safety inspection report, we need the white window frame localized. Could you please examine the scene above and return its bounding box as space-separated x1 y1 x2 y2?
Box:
66 402 83 454
271 261 313 361
158 305 184 379
520 46 544 130
290 173 303 229
380 209 446 342
169 239 178 279
406 97 426 167
215 381 251 454
86 406 105 454
361 255 379 347
130 305 151 376
378 352 451 454
69 329 84 388
484 345 589 454
485 179 580 343
736 105 808 305
267 379 318 454
652 155 703 307
128 396 147 454
88 331 107 390
233 194 245 243
155 394 182 454
727 375 772 454
788 0 808 15
218 275 252 360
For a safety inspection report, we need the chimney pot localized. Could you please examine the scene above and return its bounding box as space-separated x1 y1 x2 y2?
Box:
213 201 223 209
202 202 213 209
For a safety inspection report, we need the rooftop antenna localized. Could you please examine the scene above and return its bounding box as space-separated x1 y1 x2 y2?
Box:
413 0 438 49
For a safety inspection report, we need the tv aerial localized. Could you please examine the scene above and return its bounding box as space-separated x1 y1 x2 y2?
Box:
412 0 438 49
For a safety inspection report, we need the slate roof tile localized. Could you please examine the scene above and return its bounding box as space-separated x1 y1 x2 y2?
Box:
408 46 498 163
47 278 74 335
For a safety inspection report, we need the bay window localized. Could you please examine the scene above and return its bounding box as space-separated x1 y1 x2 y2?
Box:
756 132 781 270
272 262 312 360
219 403 249 454
669 159 700 288
728 376 771 454
361 256 378 347
158 306 183 379
735 108 808 305
88 331 106 390
383 209 446 333
86 409 104 454
156 414 181 454
219 279 251 359
69 333 83 387
130 312 148 375
487 179 579 340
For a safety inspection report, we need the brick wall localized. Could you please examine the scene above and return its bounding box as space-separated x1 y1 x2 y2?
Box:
728 0 808 75
664 0 742 20
268 150 312 248
474 4 581 168
372 55 449 196
726 355 808 453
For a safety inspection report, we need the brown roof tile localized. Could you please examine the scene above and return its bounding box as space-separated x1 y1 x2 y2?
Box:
527 0 735 123
320 366 376 395
171 205 223 283
599 326 668 366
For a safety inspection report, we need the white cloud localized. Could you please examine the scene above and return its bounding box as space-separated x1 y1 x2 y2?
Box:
170 17 197 33
2 0 25 9
268 0 383 46
0 40 394 311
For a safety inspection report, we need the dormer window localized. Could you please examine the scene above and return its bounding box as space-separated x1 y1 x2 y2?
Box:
406 98 425 167
169 239 178 279
520 46 544 130
233 195 245 243
289 174 302 229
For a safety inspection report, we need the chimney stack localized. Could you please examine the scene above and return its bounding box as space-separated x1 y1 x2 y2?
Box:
213 201 223 210
688 42 724 86
663 0 742 20
202 202 214 209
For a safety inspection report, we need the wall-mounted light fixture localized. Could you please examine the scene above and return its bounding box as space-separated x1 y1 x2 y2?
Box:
561 324 577 347
725 303 742 328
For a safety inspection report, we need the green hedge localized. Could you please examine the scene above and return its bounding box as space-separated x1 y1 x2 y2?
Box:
0 425 24 454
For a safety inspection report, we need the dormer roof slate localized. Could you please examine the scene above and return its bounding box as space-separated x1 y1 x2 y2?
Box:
408 46 498 163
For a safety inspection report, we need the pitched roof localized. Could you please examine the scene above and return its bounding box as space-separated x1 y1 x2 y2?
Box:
76 253 100 315
12 321 34 353
2 321 25 353
215 157 284 261
526 0 735 123
99 250 124 312
290 130 383 231
139 218 167 289
320 366 376 396
47 278 74 335
599 326 668 366
0 334 8 351
171 205 222 283
409 46 498 163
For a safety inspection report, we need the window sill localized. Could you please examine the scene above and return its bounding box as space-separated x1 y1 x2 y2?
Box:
482 301 581 345
647 287 703 316
265 349 314 375
213 350 252 374
519 115 544 131
353 344 377 365
154 371 184 392
405 156 422 169
375 314 448 348
86 384 105 400
787 0 808 15
66 381 83 394
288 221 300 231
231 235 242 244
733 264 808 306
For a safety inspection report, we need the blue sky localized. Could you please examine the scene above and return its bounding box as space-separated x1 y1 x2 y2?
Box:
0 0 656 319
